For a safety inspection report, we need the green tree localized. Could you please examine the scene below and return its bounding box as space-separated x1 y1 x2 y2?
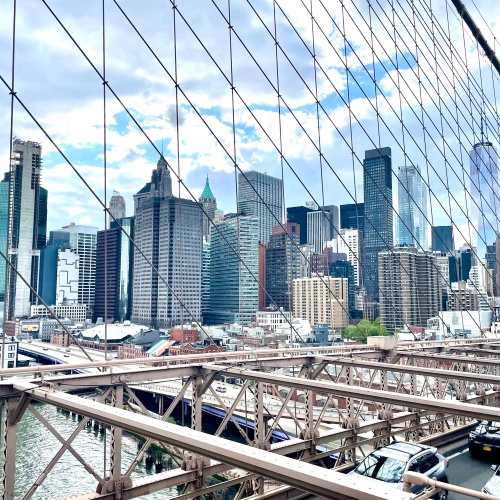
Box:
342 318 391 343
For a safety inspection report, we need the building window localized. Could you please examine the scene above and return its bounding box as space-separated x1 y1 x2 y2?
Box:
8 353 14 359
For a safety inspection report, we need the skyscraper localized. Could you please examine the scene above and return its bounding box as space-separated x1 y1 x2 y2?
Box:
397 165 427 250
265 223 301 311
378 247 439 332
0 174 9 302
5 139 46 319
340 203 365 234
306 205 339 254
57 223 98 316
363 147 393 301
94 217 135 323
470 134 499 257
199 175 217 243
338 228 363 287
237 171 282 244
132 156 203 329
431 226 455 253
108 191 126 228
206 215 259 325
287 206 313 245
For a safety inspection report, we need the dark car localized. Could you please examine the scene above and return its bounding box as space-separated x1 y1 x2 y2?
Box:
469 420 500 458
349 441 449 499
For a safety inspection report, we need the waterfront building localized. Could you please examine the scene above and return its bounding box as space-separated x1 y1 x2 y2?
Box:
108 191 126 228
287 206 313 245
469 135 499 258
57 223 98 317
94 217 135 323
256 309 293 329
31 303 88 323
378 246 439 332
431 226 454 253
338 228 363 287
0 174 9 302
265 223 301 311
206 215 259 325
237 171 282 244
199 176 217 242
340 203 364 234
363 147 393 301
4 139 47 319
397 165 427 250
293 274 348 330
132 156 203 329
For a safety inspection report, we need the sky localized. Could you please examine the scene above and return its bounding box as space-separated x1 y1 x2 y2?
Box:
0 0 499 251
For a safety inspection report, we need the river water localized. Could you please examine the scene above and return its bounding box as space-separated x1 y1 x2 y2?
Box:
1 397 231 500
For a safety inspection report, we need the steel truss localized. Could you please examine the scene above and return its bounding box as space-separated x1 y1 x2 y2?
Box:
3 340 500 499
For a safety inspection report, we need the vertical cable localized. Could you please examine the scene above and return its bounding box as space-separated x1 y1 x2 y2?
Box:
3 0 17 372
173 1 184 331
368 2 381 149
102 0 108 364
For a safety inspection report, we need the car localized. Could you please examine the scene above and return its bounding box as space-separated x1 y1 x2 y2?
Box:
483 464 500 495
216 386 227 393
64 354 70 358
66 348 71 352
469 420 500 458
42 347 48 351
349 441 449 499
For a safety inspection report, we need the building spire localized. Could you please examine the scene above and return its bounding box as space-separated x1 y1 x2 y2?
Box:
200 174 215 201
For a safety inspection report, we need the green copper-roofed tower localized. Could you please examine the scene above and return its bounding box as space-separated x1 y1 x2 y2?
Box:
199 175 217 243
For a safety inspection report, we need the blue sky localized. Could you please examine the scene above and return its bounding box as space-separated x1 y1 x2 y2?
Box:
0 0 498 250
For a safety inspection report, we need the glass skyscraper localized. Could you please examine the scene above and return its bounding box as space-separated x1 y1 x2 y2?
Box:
363 147 393 301
237 171 282 244
431 226 454 253
340 203 365 234
470 138 499 258
0 174 9 302
206 215 259 325
397 165 427 250
287 206 313 245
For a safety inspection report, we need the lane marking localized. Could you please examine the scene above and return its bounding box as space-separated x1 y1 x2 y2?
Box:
448 448 469 459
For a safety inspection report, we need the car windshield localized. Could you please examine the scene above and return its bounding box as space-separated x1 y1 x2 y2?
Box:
354 453 406 483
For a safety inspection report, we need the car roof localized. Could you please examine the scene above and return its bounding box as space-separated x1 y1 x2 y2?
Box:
386 442 436 457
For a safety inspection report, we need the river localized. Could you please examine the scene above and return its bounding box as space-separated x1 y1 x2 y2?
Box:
1 397 232 499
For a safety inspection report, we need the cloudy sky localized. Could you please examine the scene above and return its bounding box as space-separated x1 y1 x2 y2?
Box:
0 0 498 251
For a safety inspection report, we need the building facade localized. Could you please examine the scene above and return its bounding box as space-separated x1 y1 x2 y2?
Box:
94 217 135 323
5 139 47 319
306 206 339 254
287 206 313 245
237 171 283 244
338 228 363 287
206 215 259 325
469 137 499 258
397 164 427 250
108 191 126 227
378 246 440 332
0 174 9 302
340 203 365 234
132 156 203 329
293 274 348 330
265 223 301 311
363 147 393 301
55 249 79 305
431 226 454 253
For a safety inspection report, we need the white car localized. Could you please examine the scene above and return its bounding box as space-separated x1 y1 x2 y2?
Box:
483 464 500 495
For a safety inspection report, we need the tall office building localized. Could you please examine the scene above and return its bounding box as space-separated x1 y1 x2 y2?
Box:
470 134 499 258
340 203 365 234
287 206 313 245
94 217 135 323
397 165 427 250
237 171 282 243
132 156 203 329
329 260 355 315
199 175 217 243
265 223 301 311
363 147 393 301
486 243 497 296
108 191 126 228
201 240 211 322
378 246 439 332
338 228 363 287
431 226 455 253
0 174 9 302
307 206 339 254
55 249 79 305
5 139 46 319
206 215 259 325
57 223 98 316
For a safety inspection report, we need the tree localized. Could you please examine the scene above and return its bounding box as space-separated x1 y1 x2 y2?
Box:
342 318 391 343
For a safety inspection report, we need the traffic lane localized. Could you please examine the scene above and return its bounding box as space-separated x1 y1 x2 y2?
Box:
446 446 496 499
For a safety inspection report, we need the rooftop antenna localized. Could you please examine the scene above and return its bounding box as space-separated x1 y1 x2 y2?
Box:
161 138 164 156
